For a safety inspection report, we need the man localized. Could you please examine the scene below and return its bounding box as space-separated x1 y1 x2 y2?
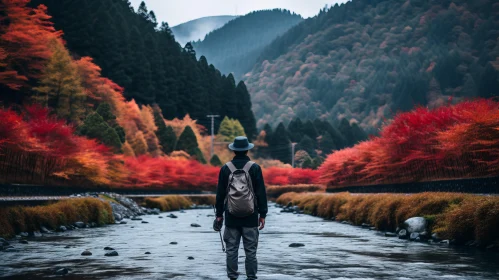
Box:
215 136 268 280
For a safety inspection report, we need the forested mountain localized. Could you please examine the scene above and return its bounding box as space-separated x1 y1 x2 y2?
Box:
28 0 256 138
193 9 303 78
172 15 237 46
245 0 499 132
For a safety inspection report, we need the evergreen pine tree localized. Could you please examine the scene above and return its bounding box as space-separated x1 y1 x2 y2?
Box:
176 126 206 163
320 132 336 155
297 135 316 158
269 122 291 163
210 154 223 166
153 107 177 154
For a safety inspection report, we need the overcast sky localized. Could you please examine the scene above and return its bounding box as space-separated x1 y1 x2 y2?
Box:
129 0 349 26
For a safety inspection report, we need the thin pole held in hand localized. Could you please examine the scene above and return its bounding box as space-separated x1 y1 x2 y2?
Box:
213 205 226 253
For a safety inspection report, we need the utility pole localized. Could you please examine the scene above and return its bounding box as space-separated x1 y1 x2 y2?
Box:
207 115 220 159
291 142 297 168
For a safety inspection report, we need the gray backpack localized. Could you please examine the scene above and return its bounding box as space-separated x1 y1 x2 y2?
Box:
225 161 256 217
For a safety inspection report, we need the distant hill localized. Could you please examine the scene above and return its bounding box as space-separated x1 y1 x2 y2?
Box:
172 15 237 46
245 0 499 131
193 9 303 78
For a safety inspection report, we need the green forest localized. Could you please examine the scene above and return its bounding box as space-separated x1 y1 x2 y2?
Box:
28 0 257 138
245 0 499 133
193 9 303 79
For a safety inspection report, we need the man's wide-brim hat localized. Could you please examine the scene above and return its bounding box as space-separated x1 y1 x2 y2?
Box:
228 136 254 151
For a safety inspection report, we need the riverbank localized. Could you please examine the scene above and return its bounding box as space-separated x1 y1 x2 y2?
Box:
0 193 214 240
276 192 499 248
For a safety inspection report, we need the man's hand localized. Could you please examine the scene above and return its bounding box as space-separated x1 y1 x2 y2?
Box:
259 217 265 230
216 217 223 222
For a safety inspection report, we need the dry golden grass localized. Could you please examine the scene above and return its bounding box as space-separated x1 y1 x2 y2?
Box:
277 192 499 244
0 198 114 238
188 195 216 206
144 195 216 211
267 184 326 199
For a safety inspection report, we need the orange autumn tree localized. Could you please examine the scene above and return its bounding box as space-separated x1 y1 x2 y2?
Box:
0 0 61 90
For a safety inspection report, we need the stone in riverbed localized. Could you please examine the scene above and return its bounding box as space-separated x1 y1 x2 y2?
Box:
409 232 420 241
170 242 178 245
141 221 149 224
361 223 372 228
81 250 92 256
0 238 9 246
55 268 69 275
403 217 427 234
31 231 42 238
385 232 397 237
131 217 142 221
191 223 201 227
398 229 408 239
104 247 115 251
119 221 127 224
167 214 178 219
105 251 119 257
158 216 163 219
187 256 194 260
19 240 28 244
40 226 52 234
431 233 441 242
74 221 85 228
151 208 161 215
58 226 67 232
145 252 151 254
289 243 305 248
20 232 29 238
64 245 71 249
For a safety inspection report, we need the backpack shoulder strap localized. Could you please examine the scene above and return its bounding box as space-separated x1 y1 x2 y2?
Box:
242 161 255 173
226 162 237 173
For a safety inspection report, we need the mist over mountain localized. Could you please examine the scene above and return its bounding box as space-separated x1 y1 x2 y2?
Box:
245 0 499 132
193 9 303 78
172 15 237 46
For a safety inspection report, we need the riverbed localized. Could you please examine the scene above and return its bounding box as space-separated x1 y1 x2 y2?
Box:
1 203 498 279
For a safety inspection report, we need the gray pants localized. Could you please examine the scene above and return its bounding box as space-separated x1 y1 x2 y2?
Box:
223 226 259 279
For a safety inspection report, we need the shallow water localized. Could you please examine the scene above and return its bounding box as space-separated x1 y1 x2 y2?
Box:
1 204 498 279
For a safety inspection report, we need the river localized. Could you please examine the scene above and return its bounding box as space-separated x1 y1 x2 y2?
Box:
1 203 498 279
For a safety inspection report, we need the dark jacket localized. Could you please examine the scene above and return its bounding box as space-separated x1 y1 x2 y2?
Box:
215 155 268 228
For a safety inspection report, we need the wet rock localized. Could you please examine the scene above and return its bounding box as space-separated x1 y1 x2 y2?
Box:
409 232 420 241
191 223 201 227
119 221 127 224
141 221 149 224
131 217 142 221
431 233 441 242
361 223 371 228
289 243 305 248
170 242 178 245
151 208 161 215
207 214 214 217
286 202 293 208
58 226 67 232
341 221 351 225
31 231 42 238
187 256 194 260
3 246 16 252
64 245 71 249
40 226 52 234
330 217 336 221
403 217 427 234
167 214 178 219
440 240 450 245
158 216 163 219
81 250 92 256
19 240 28 244
113 212 123 221
369 227 377 231
20 232 29 238
398 229 408 239
180 210 186 213
105 251 119 257
385 232 397 237
145 252 151 254
74 221 85 228
104 247 115 251
55 268 69 276
89 222 97 228
0 238 9 246
107 194 144 216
